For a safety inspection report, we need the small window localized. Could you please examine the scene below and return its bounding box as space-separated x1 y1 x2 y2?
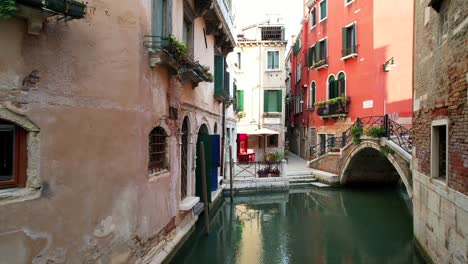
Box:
337 72 346 96
438 0 450 44
319 0 327 22
237 52 242 70
431 123 448 180
342 23 357 57
152 0 170 36
267 135 279 148
296 61 302 83
310 7 317 28
148 126 168 174
313 39 328 66
264 90 283 113
0 121 27 189
182 18 193 52
310 82 316 108
267 51 280 70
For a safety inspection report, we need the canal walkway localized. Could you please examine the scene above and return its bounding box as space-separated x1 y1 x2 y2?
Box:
285 152 313 176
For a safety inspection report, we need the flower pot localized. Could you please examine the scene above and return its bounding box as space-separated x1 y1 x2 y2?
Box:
258 173 268 178
269 173 280 177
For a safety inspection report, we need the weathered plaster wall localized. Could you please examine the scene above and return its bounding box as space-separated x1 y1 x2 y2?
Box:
0 0 227 262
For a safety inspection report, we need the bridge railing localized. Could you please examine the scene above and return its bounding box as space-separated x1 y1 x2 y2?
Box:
308 115 412 160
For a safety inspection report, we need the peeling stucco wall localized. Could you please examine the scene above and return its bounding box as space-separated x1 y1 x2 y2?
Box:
0 0 229 262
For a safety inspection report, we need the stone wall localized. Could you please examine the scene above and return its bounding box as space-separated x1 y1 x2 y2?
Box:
413 0 468 263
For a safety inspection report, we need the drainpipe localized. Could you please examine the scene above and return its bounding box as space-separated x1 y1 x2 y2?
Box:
221 98 226 179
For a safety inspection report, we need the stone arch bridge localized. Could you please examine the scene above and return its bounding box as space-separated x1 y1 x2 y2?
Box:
308 116 413 197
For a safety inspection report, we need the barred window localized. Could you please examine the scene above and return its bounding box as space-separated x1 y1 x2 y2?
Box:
148 126 168 174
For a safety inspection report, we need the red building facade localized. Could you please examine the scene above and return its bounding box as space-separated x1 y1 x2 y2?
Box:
287 0 414 159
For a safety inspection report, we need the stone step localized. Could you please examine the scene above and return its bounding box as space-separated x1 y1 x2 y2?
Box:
289 178 317 184
310 182 331 188
289 182 317 188
287 171 315 177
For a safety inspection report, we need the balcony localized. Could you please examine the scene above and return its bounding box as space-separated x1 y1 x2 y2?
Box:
311 57 328 70
14 0 87 34
144 35 213 85
316 97 351 119
341 45 358 61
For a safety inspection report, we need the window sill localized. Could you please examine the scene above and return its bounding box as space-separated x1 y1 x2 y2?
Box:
0 186 41 206
148 170 170 182
265 69 281 72
180 196 200 211
345 0 355 7
319 17 327 23
341 53 358 61
431 177 447 187
314 64 328 70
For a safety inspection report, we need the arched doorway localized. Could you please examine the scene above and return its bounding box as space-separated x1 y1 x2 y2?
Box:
181 117 190 200
196 124 210 202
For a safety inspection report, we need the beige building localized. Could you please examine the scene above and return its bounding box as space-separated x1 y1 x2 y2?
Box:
413 0 467 263
0 0 235 263
232 19 288 161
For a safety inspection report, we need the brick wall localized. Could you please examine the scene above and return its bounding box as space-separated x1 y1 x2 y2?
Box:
413 0 468 195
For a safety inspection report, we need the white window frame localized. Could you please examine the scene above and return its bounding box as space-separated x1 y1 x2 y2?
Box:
310 7 317 30
266 50 280 71
296 60 302 83
345 0 355 7
341 21 358 60
315 37 328 70
430 119 449 183
319 0 328 23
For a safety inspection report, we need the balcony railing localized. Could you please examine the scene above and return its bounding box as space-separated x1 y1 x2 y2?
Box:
311 57 328 69
17 0 87 19
144 35 213 84
342 45 358 58
316 98 350 118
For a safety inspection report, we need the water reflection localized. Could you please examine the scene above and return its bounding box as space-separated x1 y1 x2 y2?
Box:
172 188 424 264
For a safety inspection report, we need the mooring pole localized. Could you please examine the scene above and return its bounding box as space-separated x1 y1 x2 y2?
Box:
229 145 234 201
199 141 210 235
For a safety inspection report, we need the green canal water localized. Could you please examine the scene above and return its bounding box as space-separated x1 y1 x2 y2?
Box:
172 187 425 264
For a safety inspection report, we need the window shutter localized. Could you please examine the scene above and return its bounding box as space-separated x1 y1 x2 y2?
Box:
315 43 320 61
312 85 316 107
264 90 269 112
152 0 163 36
308 47 313 67
214 55 224 96
342 27 347 56
324 39 328 63
352 22 357 53
238 90 244 111
277 90 282 112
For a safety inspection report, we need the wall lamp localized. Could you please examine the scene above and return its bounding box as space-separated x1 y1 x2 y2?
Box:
383 57 396 72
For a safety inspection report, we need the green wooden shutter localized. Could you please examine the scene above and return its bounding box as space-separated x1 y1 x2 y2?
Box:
276 90 282 112
312 84 316 107
324 39 328 63
342 27 347 56
308 47 313 67
152 0 163 36
352 22 357 53
238 90 244 111
264 90 269 112
316 42 321 61
214 55 224 97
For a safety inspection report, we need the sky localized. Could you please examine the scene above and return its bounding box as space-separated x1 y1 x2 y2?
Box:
233 0 304 43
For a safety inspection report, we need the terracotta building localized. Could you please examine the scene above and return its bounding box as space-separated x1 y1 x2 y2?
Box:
413 0 468 263
288 0 414 159
0 0 235 262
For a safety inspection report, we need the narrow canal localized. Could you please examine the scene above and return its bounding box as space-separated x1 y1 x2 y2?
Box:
172 187 425 264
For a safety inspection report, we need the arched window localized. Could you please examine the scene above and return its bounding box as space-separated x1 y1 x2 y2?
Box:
338 72 346 97
328 75 338 99
310 82 316 108
181 118 190 199
0 119 27 189
214 122 218 134
148 126 168 174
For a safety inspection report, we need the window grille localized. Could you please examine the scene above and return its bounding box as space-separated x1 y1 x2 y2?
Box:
261 27 283 41
149 127 168 174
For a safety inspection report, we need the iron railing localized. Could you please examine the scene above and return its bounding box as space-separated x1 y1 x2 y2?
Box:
317 101 349 117
230 161 282 179
342 45 358 57
309 115 412 160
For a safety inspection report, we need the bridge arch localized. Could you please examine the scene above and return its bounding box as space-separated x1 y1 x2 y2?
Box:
340 141 413 198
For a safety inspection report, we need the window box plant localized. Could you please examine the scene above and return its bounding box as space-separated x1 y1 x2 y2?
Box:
269 167 280 177
329 146 340 153
257 168 269 178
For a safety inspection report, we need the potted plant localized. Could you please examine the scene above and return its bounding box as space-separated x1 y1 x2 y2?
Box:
257 168 269 178
329 146 340 153
0 0 16 18
284 147 289 156
268 152 282 162
351 126 363 144
269 167 280 177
